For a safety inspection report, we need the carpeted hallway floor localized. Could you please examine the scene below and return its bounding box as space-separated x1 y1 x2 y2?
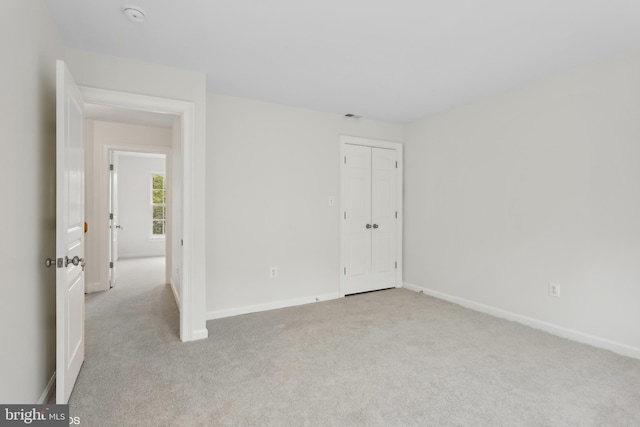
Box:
69 257 640 426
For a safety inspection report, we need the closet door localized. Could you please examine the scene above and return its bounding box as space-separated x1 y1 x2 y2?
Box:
342 144 397 295
343 144 372 294
370 147 397 289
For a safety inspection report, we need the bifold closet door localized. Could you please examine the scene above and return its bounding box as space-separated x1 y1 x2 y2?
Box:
343 144 397 295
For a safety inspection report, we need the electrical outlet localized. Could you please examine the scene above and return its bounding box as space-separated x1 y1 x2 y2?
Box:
270 267 277 278
549 282 561 297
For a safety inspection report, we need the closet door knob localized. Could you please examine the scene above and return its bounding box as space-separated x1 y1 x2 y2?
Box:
373 224 379 229
366 224 372 229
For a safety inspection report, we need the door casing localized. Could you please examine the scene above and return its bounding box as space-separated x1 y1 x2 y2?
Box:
81 87 202 342
339 135 403 297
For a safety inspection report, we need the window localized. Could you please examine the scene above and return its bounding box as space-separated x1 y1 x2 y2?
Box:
151 173 166 236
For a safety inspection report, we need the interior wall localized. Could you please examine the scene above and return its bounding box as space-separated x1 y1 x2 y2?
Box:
403 50 640 354
117 154 167 259
66 48 207 337
84 120 172 292
0 0 64 403
206 93 403 316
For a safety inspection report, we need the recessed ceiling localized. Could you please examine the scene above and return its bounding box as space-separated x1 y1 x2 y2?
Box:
45 0 640 123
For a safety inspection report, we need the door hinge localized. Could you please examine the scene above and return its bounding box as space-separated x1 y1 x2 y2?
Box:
395 211 397 219
395 262 397 269
109 213 114 220
344 267 346 275
110 262 114 268
344 212 346 220
110 164 114 171
395 161 398 168
181 239 184 246
344 156 346 164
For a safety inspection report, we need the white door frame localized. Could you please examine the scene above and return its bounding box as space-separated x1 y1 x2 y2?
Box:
81 87 198 342
339 135 403 297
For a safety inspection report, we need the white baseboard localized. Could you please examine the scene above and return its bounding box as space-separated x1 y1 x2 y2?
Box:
85 281 107 293
206 292 341 320
191 328 209 341
169 279 180 312
118 253 165 259
38 372 56 404
403 282 640 360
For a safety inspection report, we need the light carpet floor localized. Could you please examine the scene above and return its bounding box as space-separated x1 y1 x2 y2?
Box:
69 257 640 426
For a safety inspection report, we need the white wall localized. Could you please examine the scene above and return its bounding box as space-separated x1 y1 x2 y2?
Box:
117 154 167 259
66 49 207 338
206 94 403 316
0 0 64 403
404 50 640 356
84 120 172 292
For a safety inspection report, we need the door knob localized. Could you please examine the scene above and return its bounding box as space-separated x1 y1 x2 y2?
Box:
65 256 83 267
65 256 86 272
116 225 124 230
366 224 372 229
373 224 379 229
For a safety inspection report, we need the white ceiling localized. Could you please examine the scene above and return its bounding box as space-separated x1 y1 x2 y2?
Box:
45 0 640 123
84 103 175 128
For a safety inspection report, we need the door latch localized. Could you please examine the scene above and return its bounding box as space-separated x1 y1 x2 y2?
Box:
65 256 86 271
45 258 66 268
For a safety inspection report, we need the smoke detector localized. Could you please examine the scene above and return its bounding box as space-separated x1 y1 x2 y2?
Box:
124 7 145 23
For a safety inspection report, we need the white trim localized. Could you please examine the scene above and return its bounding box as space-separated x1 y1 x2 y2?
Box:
403 282 640 360
118 253 166 259
81 87 201 342
206 292 341 320
38 372 56 404
339 135 403 298
340 135 401 150
169 278 181 311
191 329 209 341
85 281 103 293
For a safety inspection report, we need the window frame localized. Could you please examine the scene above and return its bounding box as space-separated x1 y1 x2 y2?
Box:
150 172 167 238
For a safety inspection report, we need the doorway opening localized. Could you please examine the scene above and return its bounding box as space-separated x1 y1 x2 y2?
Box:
108 150 169 296
79 86 200 342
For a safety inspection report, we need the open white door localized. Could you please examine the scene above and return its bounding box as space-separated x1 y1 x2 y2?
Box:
56 60 85 404
108 151 119 288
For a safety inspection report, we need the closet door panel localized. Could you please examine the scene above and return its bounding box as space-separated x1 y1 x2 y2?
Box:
371 148 397 288
343 144 372 294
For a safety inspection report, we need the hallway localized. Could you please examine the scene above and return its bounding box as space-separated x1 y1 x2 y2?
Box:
68 257 181 423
